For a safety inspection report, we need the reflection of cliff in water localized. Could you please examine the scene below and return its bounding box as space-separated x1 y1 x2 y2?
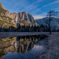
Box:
0 36 40 58
14 36 40 53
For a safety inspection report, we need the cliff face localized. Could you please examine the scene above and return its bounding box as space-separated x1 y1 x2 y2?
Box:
1 11 36 24
18 11 29 21
0 10 17 20
17 12 34 23
0 2 39 27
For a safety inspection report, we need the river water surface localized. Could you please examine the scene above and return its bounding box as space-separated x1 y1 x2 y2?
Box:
0 35 48 59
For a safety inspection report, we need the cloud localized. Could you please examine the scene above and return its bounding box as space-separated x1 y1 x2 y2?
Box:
26 4 40 11
13 0 27 8
12 0 29 11
31 0 59 19
31 0 59 13
54 7 59 11
22 0 44 11
33 12 47 19
33 15 45 19
40 0 59 9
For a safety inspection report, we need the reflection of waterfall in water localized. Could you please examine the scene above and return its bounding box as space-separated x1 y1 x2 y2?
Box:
14 40 19 52
14 37 20 52
15 13 19 26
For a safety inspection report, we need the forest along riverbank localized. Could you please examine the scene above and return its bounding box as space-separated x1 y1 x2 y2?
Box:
35 32 59 59
0 32 49 39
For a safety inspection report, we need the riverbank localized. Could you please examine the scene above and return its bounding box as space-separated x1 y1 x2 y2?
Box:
0 32 49 39
35 32 59 59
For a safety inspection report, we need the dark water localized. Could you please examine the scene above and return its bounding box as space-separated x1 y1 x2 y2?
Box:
0 35 48 59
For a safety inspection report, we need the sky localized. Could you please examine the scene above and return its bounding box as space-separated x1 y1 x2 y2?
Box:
0 0 59 19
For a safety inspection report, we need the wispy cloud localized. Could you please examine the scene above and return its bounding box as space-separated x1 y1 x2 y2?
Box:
26 4 40 11
39 0 59 9
33 0 59 19
33 12 47 19
13 0 28 9
32 0 59 13
54 7 59 11
22 0 44 11
33 15 45 19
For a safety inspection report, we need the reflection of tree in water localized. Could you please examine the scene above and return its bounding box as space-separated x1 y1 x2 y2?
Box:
14 36 40 53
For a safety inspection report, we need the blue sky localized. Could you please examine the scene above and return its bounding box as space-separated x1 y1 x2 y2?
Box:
0 0 59 19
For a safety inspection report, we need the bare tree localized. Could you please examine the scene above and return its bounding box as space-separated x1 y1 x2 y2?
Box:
52 25 56 32
45 10 56 34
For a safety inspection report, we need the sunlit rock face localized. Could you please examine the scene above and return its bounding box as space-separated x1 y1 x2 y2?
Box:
0 3 17 28
18 11 29 21
0 2 6 10
17 11 35 23
0 2 38 27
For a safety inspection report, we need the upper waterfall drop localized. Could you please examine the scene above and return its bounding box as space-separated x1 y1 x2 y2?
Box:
15 14 18 24
15 13 19 26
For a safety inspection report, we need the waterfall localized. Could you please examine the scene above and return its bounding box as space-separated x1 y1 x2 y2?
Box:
15 13 19 26
15 14 18 24
14 41 19 51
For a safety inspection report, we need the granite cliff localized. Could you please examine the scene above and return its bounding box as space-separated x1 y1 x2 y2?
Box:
0 2 38 28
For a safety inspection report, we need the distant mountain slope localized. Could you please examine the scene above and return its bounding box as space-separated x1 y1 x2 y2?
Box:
35 17 59 29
